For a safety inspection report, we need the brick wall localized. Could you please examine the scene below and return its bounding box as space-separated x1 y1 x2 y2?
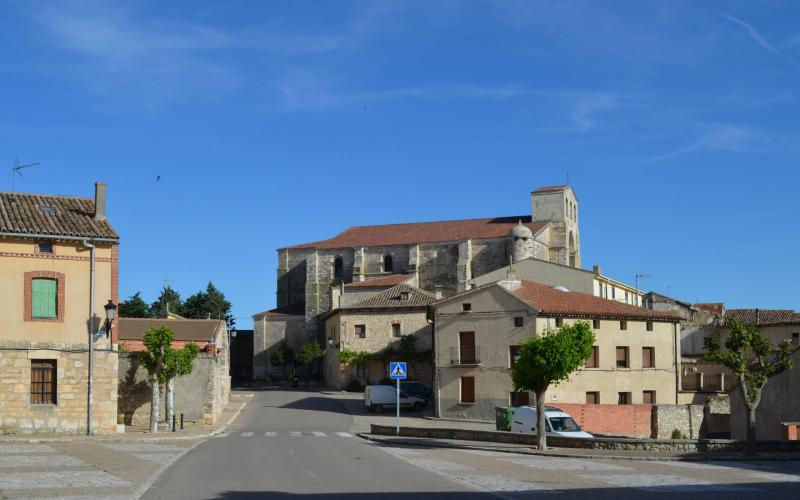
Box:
554 403 654 438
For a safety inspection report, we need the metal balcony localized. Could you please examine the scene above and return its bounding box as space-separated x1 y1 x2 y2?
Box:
450 346 480 365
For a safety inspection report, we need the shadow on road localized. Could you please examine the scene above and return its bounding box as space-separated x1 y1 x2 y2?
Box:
275 397 352 416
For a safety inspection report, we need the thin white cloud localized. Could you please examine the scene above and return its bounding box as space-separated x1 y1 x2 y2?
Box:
646 125 771 163
721 13 800 70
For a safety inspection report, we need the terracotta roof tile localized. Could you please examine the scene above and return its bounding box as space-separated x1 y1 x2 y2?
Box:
724 309 800 326
0 192 118 240
511 280 680 322
694 303 725 315
253 303 306 319
118 318 225 342
532 185 569 193
343 284 435 310
282 216 547 250
344 274 414 289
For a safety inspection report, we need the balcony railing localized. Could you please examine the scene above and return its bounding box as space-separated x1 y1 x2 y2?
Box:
450 346 480 365
682 372 728 392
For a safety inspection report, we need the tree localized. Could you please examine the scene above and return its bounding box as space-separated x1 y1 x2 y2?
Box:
163 342 200 427
296 342 325 381
511 321 595 450
140 326 174 433
703 318 793 446
150 286 183 318
182 282 235 329
119 292 150 318
270 340 295 375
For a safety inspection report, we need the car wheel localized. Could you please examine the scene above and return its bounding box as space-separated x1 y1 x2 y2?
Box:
412 402 423 412
374 404 383 413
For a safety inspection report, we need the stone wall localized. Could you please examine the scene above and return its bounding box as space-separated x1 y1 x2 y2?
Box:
118 351 230 426
652 404 705 439
253 314 306 379
0 342 118 434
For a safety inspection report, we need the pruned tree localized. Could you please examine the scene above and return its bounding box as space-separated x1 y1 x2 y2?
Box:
163 342 200 427
270 340 295 375
511 321 595 450
140 326 174 433
119 292 150 318
703 318 793 446
296 342 325 381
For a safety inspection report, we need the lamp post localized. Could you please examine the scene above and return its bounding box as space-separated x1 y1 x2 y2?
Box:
88 299 116 435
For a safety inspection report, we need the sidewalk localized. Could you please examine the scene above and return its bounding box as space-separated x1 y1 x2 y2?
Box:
0 391 252 444
360 433 800 462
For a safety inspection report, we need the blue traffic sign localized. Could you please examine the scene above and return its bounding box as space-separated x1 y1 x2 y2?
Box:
389 361 407 380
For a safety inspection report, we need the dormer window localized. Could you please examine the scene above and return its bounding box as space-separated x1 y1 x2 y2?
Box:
400 291 409 301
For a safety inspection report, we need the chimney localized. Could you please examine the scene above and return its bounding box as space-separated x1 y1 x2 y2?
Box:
94 182 107 221
593 265 601 275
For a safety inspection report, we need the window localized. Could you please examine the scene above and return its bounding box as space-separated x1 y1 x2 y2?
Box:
625 291 629 303
593 319 600 329
355 325 366 338
620 320 628 331
383 255 393 273
514 316 524 327
31 278 57 319
586 392 600 404
460 377 475 403
510 391 529 407
585 346 599 368
646 321 653 332
392 323 401 338
618 392 631 405
555 318 564 327
642 347 655 368
612 287 616 299
616 346 629 368
400 291 409 301
37 242 53 254
509 345 521 368
643 390 656 405
462 303 472 312
334 257 343 280
31 360 57 405
459 331 476 364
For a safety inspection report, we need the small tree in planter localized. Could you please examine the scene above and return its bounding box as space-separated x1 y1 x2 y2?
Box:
140 326 174 433
270 340 295 376
511 321 595 450
163 342 200 427
296 342 325 383
703 318 793 447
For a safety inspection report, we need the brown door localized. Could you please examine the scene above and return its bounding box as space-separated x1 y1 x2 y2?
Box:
461 377 475 403
459 331 476 364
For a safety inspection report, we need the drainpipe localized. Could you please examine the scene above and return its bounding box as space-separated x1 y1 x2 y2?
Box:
82 240 96 435
674 322 680 405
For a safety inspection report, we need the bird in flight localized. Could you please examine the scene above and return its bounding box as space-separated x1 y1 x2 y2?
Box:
156 175 161 182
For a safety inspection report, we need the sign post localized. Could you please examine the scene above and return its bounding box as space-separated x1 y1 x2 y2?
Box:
389 361 407 436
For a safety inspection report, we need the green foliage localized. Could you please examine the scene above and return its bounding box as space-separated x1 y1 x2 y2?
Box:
339 349 375 366
512 321 595 393
703 318 793 410
296 342 325 366
140 326 174 379
270 341 295 369
338 336 432 367
345 379 365 392
149 286 183 318
671 429 682 440
119 292 150 318
182 282 235 328
163 342 200 383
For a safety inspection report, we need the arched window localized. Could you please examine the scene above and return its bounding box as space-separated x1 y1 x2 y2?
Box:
334 257 343 279
383 254 393 273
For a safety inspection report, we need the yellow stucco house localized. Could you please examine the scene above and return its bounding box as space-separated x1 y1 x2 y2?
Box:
0 183 120 434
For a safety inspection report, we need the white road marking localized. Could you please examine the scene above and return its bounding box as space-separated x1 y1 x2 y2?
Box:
216 432 231 438
580 473 761 492
305 469 321 481
265 431 278 437
289 431 302 437
0 470 131 489
501 456 629 471
0 455 84 468
312 431 327 437
240 432 254 437
0 444 57 454
335 432 353 438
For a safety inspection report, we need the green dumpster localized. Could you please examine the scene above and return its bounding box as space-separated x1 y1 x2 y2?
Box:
495 406 516 431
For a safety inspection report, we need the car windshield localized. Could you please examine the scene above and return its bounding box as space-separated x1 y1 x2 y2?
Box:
548 417 580 432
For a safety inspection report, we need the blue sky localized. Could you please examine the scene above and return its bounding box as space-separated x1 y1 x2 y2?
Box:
2 0 799 326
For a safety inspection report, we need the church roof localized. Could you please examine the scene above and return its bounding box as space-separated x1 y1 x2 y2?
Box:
532 185 569 193
0 191 118 240
253 302 306 319
282 216 547 250
344 273 414 289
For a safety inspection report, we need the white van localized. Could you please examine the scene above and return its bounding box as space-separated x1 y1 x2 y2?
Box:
510 406 593 438
364 385 426 413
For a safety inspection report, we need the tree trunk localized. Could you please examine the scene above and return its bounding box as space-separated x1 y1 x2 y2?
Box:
747 406 757 448
535 388 547 451
166 377 175 428
739 376 762 450
150 374 160 433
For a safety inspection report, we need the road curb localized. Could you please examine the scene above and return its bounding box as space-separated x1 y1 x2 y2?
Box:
358 434 800 462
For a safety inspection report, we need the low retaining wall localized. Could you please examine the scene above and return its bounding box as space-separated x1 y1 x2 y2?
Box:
554 403 653 438
370 424 800 453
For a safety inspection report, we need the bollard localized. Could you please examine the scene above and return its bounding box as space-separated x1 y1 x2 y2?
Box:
172 415 176 432
180 413 184 430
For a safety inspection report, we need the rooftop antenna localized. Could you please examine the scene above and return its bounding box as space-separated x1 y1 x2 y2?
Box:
566 171 571 185
634 273 652 299
11 159 39 192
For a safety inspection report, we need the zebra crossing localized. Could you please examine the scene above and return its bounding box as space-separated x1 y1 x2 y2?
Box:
217 430 355 438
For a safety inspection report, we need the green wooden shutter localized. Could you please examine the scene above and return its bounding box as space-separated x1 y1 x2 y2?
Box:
32 279 57 319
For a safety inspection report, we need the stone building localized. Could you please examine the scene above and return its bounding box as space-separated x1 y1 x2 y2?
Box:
117 318 230 426
431 278 681 421
321 283 435 390
0 183 120 434
254 185 581 380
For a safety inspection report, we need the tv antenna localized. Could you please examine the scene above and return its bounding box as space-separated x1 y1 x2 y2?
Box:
634 273 652 296
11 159 39 192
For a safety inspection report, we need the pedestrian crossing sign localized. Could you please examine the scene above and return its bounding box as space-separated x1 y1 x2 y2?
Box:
389 361 407 380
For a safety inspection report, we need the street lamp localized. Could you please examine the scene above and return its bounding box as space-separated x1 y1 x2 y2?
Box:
101 299 117 339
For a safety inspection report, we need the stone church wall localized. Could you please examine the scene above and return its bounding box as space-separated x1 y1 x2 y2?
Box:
418 243 459 296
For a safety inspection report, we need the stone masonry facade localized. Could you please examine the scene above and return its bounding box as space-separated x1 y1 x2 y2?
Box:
0 341 118 434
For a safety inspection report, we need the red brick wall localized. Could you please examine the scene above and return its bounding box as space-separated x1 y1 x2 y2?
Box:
554 403 653 438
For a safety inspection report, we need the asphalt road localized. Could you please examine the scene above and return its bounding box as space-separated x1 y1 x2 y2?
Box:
143 389 800 500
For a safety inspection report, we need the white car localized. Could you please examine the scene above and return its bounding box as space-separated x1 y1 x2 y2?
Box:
510 406 593 438
364 385 426 413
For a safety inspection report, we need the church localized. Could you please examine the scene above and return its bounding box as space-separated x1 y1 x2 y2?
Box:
253 185 582 379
